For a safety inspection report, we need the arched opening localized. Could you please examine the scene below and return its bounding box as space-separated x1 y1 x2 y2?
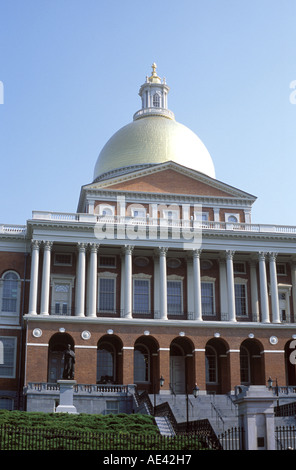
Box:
48 333 74 383
134 336 159 393
170 337 194 394
205 338 230 394
285 340 296 385
97 335 123 384
240 339 264 386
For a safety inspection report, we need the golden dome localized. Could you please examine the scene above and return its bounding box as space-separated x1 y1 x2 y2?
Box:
93 115 215 182
93 65 215 182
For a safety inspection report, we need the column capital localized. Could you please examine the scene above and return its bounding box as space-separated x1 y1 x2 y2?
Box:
31 239 41 250
88 242 99 253
226 250 235 260
77 242 87 253
42 240 53 251
259 251 267 261
268 252 278 261
192 248 202 258
157 247 168 257
122 245 134 255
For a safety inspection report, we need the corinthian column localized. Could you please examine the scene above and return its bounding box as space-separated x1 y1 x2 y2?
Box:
158 247 168 320
40 241 53 315
28 240 40 315
123 245 134 318
259 252 270 323
87 243 99 317
75 243 86 317
226 250 236 322
193 249 202 321
269 252 280 323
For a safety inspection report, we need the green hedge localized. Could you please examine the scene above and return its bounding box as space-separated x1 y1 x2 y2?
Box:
0 409 159 434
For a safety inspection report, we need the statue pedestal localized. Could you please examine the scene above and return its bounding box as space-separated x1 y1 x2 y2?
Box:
56 380 77 414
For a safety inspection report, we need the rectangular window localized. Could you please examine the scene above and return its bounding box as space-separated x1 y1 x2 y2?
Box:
233 262 246 274
0 337 17 378
201 282 215 315
235 283 247 316
133 279 150 313
106 401 119 415
167 280 182 314
99 256 116 268
54 253 72 266
99 278 115 312
53 283 70 316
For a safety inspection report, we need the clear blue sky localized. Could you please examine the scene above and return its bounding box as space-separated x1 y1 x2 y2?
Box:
0 0 295 226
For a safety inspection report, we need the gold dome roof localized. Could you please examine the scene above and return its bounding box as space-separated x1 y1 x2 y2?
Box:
93 65 215 182
93 115 215 181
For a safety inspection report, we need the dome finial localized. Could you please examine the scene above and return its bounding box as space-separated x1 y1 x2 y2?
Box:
149 62 161 83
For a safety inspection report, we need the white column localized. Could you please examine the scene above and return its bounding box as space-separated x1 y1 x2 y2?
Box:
226 250 236 322
158 247 168 320
75 243 86 317
219 258 228 320
28 240 40 315
193 249 202 321
258 252 270 323
40 241 53 315
269 252 280 323
250 260 259 322
124 245 134 318
87 243 99 317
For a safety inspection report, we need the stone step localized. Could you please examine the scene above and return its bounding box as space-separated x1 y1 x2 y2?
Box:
155 416 175 436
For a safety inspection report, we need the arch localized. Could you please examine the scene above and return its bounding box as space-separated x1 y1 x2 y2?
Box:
97 334 123 384
240 338 264 386
285 340 296 385
48 333 74 383
205 337 230 394
134 335 159 393
152 92 161 107
0 270 21 315
170 337 195 394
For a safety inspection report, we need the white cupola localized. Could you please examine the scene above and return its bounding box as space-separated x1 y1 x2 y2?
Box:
133 63 175 121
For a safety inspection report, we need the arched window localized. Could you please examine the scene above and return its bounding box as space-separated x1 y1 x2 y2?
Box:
205 345 217 383
97 342 115 383
228 215 238 223
153 93 160 108
134 344 149 382
240 346 250 384
1 271 20 315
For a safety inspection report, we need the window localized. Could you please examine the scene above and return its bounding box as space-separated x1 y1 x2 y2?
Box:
106 401 119 414
99 277 116 312
54 253 72 266
228 215 238 223
167 280 183 314
97 343 115 383
99 256 116 268
132 208 146 218
201 282 215 315
152 93 160 107
240 346 250 384
134 345 149 382
133 279 150 314
1 271 20 314
233 262 246 274
277 263 287 276
0 337 17 378
205 346 217 383
50 276 74 316
235 283 248 316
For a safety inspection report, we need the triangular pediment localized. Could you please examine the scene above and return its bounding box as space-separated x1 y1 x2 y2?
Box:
80 161 256 201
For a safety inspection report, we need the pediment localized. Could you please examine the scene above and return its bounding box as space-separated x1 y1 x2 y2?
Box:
82 162 256 201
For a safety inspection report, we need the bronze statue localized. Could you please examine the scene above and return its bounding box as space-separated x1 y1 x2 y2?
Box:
62 344 75 380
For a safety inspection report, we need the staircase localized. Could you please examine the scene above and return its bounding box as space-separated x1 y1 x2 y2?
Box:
154 416 175 436
151 393 239 434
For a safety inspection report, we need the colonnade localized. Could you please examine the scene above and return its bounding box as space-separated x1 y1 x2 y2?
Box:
28 240 295 323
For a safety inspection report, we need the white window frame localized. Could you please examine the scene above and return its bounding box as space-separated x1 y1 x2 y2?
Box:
0 271 21 322
201 277 216 316
167 275 183 315
134 343 150 383
99 255 116 268
98 272 117 313
205 345 218 384
53 253 73 266
50 275 75 316
132 274 151 314
234 278 248 317
0 336 17 379
96 204 115 217
278 284 292 322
